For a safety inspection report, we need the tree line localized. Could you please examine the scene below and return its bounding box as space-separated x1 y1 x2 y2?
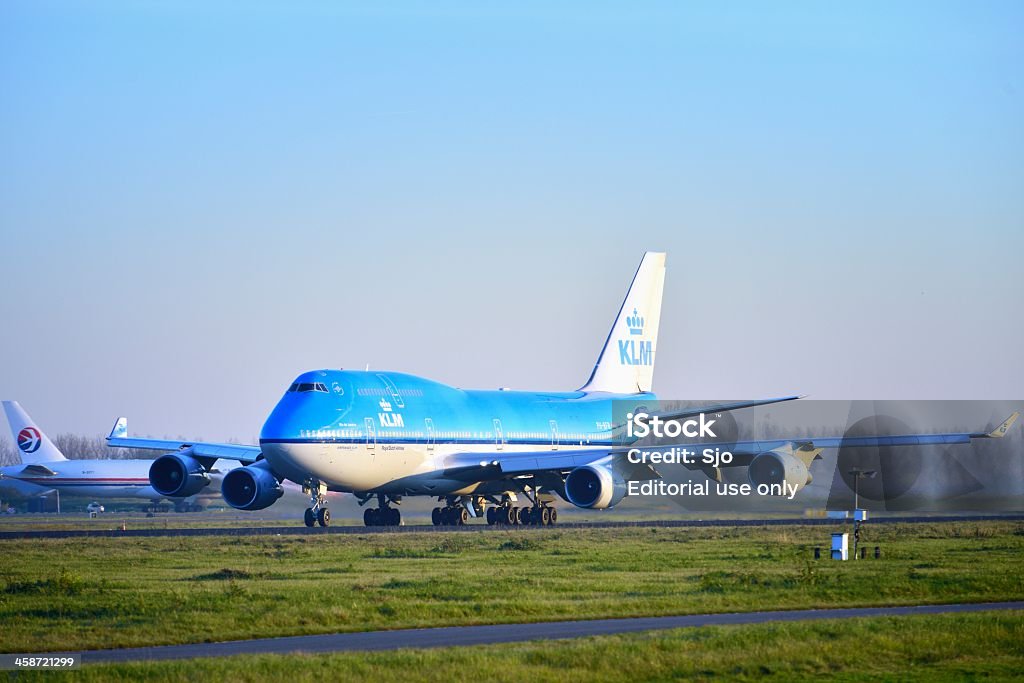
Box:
0 435 147 466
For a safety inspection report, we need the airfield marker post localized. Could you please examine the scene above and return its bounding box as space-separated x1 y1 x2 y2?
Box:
847 469 876 561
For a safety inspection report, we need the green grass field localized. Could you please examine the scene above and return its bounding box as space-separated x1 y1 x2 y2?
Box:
1 521 1021 655
18 611 1024 682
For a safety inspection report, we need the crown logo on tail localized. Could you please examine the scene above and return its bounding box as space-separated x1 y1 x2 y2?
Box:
626 308 644 335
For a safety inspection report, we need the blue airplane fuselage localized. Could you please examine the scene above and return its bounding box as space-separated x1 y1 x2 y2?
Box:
259 369 654 493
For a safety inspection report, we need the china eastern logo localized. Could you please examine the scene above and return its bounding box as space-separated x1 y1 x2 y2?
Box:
378 398 404 428
17 427 42 453
619 308 653 366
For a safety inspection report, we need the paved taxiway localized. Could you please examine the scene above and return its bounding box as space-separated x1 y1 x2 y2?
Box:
79 601 1023 663
0 514 1019 539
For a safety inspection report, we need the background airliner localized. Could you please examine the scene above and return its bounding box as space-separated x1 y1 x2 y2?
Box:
107 252 1018 526
0 401 229 512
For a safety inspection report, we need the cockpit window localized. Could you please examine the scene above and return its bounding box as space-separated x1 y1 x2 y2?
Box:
290 382 329 393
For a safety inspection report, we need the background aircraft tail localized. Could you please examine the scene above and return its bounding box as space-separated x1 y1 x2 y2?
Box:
581 251 666 394
2 401 68 464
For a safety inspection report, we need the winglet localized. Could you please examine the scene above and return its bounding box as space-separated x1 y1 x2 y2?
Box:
987 412 1019 438
108 417 128 440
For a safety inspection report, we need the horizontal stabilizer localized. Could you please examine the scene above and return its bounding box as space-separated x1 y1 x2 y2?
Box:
618 395 805 433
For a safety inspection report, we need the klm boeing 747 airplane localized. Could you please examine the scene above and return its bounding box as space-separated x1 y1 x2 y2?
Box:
107 253 1018 526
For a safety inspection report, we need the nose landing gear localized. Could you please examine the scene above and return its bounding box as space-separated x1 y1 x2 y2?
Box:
303 481 330 527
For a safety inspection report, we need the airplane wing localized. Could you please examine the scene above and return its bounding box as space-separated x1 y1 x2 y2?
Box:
705 410 1021 457
644 395 804 423
443 449 613 477
657 409 1021 458
442 448 658 484
105 418 262 464
444 412 1020 482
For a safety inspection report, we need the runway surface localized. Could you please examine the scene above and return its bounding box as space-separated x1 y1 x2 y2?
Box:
80 601 1024 664
0 514 1020 539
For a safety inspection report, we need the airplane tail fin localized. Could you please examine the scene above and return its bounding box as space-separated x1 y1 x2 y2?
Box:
1 401 68 464
580 251 666 394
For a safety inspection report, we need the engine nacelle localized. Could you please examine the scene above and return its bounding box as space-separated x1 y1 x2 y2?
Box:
564 464 627 509
149 452 210 498
747 450 810 491
221 460 284 511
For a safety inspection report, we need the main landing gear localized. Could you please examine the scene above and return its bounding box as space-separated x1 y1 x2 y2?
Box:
486 503 557 526
303 482 330 527
431 504 470 526
429 493 559 527
363 493 402 527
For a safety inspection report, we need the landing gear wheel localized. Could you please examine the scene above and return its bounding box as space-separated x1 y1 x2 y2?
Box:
364 508 376 526
432 507 442 526
305 481 329 528
456 507 468 525
486 508 496 525
540 507 551 525
388 508 401 526
548 508 557 524
504 506 516 525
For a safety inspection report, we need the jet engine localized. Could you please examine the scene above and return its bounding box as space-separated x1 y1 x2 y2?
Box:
149 451 210 498
564 464 627 509
747 450 811 491
221 460 284 511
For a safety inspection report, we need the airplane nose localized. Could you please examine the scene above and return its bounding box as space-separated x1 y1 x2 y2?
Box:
261 395 304 441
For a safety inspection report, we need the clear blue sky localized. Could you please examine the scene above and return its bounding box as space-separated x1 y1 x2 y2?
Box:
1 1 1021 440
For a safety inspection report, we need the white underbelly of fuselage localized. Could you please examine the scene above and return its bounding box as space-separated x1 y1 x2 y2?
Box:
262 441 601 495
